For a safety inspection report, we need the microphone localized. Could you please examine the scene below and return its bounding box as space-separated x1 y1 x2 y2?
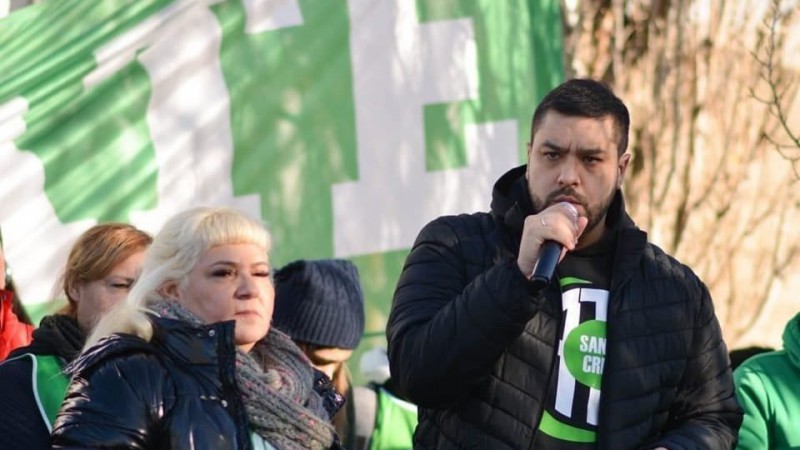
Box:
529 202 578 290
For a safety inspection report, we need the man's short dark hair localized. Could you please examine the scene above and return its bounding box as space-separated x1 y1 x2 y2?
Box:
530 78 630 155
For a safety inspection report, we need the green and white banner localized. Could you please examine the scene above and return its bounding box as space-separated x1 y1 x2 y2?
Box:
0 0 563 340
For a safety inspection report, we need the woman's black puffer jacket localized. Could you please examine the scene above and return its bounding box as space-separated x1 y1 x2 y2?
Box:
51 316 343 450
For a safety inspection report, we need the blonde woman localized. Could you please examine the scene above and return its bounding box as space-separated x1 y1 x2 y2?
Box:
51 207 342 450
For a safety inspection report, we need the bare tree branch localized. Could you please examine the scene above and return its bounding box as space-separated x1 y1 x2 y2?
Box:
564 0 800 346
753 0 800 177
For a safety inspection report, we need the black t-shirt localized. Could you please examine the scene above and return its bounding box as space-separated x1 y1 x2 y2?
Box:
534 233 615 450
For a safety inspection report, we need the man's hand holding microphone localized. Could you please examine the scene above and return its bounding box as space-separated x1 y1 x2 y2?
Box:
517 201 588 290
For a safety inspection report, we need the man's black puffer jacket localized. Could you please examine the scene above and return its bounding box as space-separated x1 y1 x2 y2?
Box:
386 166 742 450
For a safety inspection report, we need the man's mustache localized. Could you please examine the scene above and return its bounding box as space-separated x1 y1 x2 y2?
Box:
545 189 587 207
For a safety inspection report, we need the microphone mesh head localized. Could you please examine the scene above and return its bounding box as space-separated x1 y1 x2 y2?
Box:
560 202 579 224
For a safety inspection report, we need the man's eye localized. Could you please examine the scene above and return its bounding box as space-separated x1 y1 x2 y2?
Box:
544 152 559 160
111 283 131 289
254 271 271 278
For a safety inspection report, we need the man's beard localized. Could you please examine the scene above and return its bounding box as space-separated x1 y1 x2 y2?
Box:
530 186 617 238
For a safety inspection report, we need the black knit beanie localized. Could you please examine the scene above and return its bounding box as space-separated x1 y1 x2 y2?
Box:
273 259 365 350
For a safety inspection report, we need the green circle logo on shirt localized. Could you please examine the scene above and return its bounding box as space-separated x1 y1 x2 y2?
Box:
564 320 606 389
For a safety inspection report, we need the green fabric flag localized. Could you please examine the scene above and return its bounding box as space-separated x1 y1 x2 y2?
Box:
0 0 563 358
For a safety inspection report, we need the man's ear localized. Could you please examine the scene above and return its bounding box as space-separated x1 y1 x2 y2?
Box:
617 153 632 187
526 142 533 180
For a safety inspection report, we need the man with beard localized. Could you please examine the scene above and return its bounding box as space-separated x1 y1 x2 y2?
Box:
386 79 742 450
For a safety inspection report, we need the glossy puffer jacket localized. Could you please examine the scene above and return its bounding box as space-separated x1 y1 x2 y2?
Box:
51 316 343 450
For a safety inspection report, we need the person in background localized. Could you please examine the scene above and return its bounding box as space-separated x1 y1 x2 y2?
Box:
0 232 34 360
386 78 742 449
51 207 341 450
0 223 152 450
729 345 774 371
734 312 800 450
272 259 365 449
6 278 34 328
353 346 418 450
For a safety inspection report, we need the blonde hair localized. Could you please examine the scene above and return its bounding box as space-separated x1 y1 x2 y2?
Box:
85 207 272 350
58 223 153 318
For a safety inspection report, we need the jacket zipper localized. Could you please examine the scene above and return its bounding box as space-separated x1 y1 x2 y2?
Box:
528 277 562 450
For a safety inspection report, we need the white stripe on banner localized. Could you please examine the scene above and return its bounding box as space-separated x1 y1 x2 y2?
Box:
332 0 518 257
243 0 303 34
0 97 95 304
128 1 261 233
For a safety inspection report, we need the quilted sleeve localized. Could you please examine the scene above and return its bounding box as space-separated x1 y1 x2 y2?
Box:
387 216 545 408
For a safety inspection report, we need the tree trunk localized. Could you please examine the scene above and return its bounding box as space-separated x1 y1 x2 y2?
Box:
562 0 800 346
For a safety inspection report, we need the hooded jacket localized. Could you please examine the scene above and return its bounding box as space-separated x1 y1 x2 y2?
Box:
0 314 84 450
734 312 800 450
387 166 741 450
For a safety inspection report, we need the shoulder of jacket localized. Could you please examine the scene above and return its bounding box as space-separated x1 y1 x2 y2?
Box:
0 353 34 386
736 350 790 376
67 334 160 378
640 242 704 287
419 212 495 240
435 211 494 225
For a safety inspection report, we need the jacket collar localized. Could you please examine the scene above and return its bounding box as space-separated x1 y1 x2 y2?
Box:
150 315 236 366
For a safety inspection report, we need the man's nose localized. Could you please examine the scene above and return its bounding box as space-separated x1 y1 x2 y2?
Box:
557 159 580 186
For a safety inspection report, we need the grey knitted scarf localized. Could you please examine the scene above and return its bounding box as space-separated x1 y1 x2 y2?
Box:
150 299 335 450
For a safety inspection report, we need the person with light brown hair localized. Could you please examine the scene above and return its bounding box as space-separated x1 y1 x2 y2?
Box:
0 222 151 450
56 224 152 332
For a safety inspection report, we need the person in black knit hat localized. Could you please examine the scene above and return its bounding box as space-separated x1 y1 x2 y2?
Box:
274 259 366 449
